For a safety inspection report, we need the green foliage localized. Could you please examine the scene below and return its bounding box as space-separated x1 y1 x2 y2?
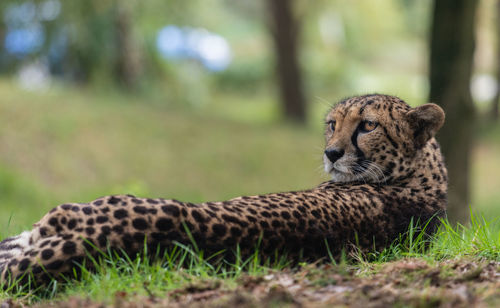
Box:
214 59 272 92
0 0 436 104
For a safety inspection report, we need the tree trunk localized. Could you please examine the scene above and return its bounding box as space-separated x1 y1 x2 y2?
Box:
113 3 142 90
429 0 478 224
266 0 307 124
491 0 500 121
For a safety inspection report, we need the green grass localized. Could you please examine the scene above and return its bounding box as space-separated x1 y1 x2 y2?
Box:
365 213 500 264
2 243 287 303
0 79 326 231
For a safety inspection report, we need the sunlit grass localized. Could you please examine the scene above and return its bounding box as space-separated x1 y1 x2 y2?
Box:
1 236 291 304
364 212 500 264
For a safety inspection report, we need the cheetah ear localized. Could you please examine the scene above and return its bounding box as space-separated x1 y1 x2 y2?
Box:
406 103 445 149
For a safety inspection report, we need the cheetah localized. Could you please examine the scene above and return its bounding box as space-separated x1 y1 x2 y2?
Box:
0 94 447 287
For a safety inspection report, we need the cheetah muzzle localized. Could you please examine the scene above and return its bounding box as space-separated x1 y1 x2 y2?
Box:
0 94 448 288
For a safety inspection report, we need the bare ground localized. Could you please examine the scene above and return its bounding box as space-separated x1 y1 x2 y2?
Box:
3 258 499 308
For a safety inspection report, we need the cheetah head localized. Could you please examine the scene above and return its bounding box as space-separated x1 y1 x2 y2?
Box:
323 94 445 183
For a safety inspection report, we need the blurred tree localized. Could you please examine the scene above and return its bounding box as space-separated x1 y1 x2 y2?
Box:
112 2 143 90
266 0 307 124
492 0 500 121
62 1 143 90
429 0 478 224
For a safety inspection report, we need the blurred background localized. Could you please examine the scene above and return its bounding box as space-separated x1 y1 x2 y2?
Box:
0 0 498 236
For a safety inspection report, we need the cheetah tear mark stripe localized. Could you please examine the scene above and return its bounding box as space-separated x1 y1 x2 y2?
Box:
351 122 367 174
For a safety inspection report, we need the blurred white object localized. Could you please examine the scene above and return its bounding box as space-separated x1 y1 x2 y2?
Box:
39 0 61 21
471 74 497 104
17 60 51 91
196 32 232 72
318 11 345 45
156 25 232 72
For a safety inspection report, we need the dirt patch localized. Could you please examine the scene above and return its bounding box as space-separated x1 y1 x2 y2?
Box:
3 259 499 308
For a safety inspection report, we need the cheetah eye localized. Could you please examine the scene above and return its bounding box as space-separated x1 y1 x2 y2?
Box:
327 120 336 132
360 120 378 133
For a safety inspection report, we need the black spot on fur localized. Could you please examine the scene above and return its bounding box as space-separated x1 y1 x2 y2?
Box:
161 205 180 217
108 196 121 205
132 218 149 230
280 212 291 219
133 206 148 215
97 234 108 247
48 217 58 226
68 219 77 230
156 218 174 231
151 232 168 242
101 226 111 235
62 241 77 255
271 220 282 228
18 258 30 271
311 210 321 219
133 232 146 243
61 204 72 210
96 216 109 224
191 210 205 223
112 225 124 234
41 249 54 260
147 198 159 204
46 260 64 270
212 224 227 236
114 209 128 219
230 227 242 237
39 240 50 249
85 227 95 235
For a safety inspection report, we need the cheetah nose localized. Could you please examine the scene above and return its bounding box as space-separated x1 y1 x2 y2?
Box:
325 148 345 163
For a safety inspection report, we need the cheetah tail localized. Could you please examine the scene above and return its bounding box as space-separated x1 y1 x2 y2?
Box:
0 231 35 286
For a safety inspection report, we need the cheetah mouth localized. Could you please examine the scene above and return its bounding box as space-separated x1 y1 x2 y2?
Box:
323 154 374 182
329 166 349 175
328 165 356 178
326 159 386 183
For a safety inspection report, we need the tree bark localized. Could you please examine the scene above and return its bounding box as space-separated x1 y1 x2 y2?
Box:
113 3 142 90
429 0 478 224
491 0 500 121
266 0 307 124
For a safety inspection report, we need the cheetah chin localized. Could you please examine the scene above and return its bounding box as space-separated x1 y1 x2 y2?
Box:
0 94 448 288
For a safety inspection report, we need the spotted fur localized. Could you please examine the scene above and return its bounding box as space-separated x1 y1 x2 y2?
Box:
0 94 447 287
